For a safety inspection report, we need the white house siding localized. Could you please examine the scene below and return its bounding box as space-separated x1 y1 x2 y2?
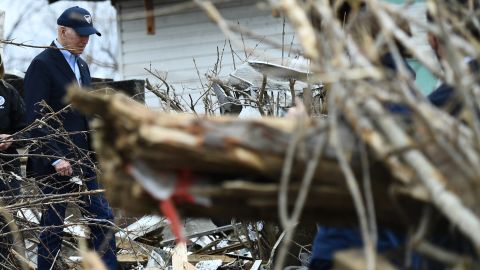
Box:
403 2 439 94
114 0 300 107
114 1 436 107
0 10 4 55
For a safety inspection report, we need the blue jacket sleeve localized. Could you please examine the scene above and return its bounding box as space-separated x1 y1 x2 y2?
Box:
24 59 68 162
428 84 463 116
3 81 27 148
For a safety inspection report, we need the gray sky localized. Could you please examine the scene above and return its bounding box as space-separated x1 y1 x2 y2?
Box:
0 0 119 79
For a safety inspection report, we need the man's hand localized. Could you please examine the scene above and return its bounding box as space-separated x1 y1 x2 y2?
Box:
0 134 12 151
54 159 73 176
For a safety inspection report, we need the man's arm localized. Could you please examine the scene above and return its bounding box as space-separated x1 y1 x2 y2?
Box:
5 81 28 149
24 58 69 164
0 82 26 151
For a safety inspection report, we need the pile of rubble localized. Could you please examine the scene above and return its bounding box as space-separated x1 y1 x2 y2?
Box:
12 208 302 269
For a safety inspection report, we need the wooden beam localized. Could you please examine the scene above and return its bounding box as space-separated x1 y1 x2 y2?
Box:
333 249 398 270
117 253 149 263
64 88 429 228
144 0 155 35
187 254 235 265
172 243 197 270
161 223 239 246
11 250 36 270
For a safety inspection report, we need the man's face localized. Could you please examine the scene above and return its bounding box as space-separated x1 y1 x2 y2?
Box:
59 26 89 55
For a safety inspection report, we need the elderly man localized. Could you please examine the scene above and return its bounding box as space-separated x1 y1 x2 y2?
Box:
24 6 117 269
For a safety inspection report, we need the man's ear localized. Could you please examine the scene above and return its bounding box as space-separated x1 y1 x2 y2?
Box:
60 26 67 38
57 26 64 40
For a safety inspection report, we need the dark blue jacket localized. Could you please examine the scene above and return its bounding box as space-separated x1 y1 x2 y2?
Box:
24 42 93 178
428 60 479 116
428 83 461 116
0 80 27 176
310 54 416 270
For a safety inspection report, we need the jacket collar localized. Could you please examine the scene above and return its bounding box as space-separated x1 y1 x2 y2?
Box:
49 41 76 82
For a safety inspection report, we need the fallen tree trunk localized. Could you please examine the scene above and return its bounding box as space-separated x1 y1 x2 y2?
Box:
67 87 428 228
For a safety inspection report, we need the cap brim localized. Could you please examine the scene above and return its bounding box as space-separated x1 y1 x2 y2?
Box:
74 26 101 36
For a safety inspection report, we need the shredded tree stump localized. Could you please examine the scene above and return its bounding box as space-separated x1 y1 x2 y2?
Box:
66 87 455 230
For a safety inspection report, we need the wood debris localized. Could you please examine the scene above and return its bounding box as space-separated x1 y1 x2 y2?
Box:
67 86 425 228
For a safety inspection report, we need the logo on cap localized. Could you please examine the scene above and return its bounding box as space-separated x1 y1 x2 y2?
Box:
84 15 92 24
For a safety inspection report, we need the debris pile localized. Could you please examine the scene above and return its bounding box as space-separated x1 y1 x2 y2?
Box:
64 0 480 259
5 0 480 269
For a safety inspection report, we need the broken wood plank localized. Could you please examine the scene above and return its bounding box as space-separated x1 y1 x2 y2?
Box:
188 254 235 264
117 253 149 263
11 249 36 270
249 260 262 270
116 215 166 241
65 88 460 229
248 60 312 82
162 223 239 246
204 242 245 255
172 243 197 270
332 249 398 270
81 251 108 270
144 0 155 35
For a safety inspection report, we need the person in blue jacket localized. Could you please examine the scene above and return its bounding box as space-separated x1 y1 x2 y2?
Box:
309 8 415 270
426 1 480 117
0 52 27 267
23 7 117 270
310 2 480 269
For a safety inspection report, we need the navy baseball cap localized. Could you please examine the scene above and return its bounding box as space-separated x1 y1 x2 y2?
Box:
57 6 101 36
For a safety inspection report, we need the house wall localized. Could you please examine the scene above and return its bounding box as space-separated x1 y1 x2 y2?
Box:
114 1 437 108
0 10 4 55
114 0 300 107
400 2 438 94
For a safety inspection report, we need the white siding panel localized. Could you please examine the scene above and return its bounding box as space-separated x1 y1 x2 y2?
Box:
123 56 237 79
120 4 275 31
121 17 292 42
406 3 434 56
118 0 253 21
116 0 300 107
121 30 297 54
122 32 298 65
121 23 293 48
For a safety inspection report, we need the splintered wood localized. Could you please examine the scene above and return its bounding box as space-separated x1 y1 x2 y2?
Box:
68 87 429 228
173 243 197 270
67 72 480 266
